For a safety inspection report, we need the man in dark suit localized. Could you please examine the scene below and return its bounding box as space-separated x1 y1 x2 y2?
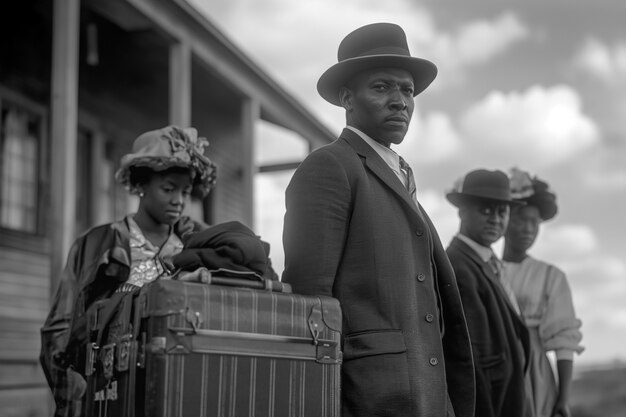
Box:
282 23 475 417
445 169 530 417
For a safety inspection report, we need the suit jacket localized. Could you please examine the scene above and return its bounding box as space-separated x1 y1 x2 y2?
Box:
283 129 475 417
446 236 530 417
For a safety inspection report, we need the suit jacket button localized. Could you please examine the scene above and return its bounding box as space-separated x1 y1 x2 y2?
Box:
429 357 438 366
415 229 423 236
417 274 426 282
425 313 434 323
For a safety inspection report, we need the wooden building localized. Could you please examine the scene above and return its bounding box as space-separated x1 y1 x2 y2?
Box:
0 0 334 415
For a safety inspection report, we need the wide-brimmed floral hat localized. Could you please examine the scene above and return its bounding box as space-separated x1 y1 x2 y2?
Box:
115 125 217 197
509 167 558 220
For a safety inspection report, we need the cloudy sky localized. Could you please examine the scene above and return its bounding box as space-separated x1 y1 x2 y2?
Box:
189 0 626 367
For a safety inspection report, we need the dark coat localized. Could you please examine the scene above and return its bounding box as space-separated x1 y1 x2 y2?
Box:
40 216 204 417
283 129 475 417
172 220 274 279
446 236 530 417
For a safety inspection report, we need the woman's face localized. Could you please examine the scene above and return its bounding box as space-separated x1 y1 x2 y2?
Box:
505 205 542 253
137 170 193 226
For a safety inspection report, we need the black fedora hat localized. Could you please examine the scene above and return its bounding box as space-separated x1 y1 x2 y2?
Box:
317 23 438 106
446 169 525 208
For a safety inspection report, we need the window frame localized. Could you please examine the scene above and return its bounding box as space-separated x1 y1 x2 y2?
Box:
0 86 49 253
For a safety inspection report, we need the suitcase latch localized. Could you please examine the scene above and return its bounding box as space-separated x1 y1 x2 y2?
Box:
101 343 115 380
85 343 99 376
116 335 131 372
316 341 341 364
185 308 203 333
308 304 325 345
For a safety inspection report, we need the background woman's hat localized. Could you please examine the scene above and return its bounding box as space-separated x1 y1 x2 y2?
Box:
509 167 558 220
115 125 217 197
446 169 524 207
317 22 438 106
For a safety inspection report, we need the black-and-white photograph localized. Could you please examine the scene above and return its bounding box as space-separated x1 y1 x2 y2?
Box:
1 1 624 416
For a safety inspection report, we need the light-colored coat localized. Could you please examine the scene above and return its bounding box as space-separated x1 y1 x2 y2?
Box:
283 129 475 417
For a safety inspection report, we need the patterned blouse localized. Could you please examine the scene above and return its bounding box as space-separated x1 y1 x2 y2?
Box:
119 215 184 290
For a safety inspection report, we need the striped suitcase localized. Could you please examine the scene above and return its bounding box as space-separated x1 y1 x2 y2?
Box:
138 278 342 417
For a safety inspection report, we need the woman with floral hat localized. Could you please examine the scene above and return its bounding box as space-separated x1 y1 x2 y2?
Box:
502 168 584 417
40 125 216 417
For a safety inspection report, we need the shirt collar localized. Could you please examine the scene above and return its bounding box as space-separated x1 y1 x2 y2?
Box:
346 126 402 177
125 214 183 254
457 233 496 263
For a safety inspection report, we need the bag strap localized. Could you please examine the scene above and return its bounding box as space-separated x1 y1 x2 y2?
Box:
95 291 135 348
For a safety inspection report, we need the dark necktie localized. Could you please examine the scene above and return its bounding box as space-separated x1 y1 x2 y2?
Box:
399 156 417 201
488 254 502 279
488 254 521 314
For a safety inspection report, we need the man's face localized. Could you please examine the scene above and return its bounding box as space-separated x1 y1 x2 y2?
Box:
460 199 510 247
340 68 415 147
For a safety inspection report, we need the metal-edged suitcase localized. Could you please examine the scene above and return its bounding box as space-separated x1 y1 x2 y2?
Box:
138 278 342 417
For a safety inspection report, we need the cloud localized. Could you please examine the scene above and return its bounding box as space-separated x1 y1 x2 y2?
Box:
574 37 626 85
530 222 625 310
581 166 626 191
420 12 529 84
458 85 600 168
396 110 463 165
533 223 599 260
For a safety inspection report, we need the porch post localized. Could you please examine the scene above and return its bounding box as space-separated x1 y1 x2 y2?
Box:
240 98 259 227
49 0 80 295
169 40 191 127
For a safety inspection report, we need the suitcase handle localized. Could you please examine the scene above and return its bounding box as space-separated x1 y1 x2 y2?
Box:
166 326 341 364
206 275 291 293
172 267 292 293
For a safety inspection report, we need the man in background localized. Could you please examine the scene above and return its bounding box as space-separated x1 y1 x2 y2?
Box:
445 168 530 417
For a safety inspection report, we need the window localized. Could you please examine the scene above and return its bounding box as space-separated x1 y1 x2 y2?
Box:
75 126 115 235
0 95 44 233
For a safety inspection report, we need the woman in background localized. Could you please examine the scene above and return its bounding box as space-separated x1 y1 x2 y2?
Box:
502 168 584 417
40 125 216 417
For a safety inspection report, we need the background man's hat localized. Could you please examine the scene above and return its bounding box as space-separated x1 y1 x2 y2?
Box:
446 169 524 207
317 22 438 106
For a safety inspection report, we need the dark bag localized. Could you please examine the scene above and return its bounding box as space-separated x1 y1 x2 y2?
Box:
83 288 141 417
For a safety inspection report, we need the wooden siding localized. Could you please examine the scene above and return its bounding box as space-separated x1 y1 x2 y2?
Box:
0 245 51 416
0 387 49 417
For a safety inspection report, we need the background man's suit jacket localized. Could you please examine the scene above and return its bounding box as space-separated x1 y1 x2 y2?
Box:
447 236 530 417
283 129 475 417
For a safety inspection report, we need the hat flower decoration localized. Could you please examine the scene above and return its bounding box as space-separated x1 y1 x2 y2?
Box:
509 167 535 199
116 125 217 197
508 167 558 220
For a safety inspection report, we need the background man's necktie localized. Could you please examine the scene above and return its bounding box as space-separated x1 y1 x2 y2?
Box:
489 254 522 314
488 254 502 278
399 156 417 201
